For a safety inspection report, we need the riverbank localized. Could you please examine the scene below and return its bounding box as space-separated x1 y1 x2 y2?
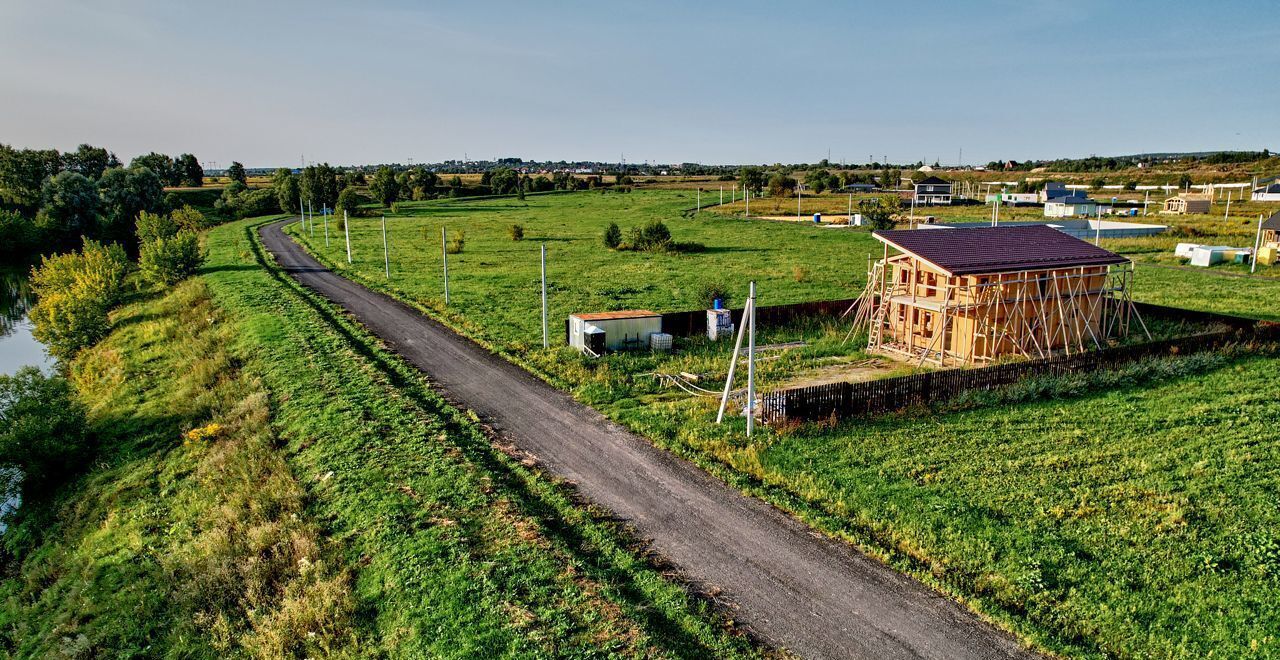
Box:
0 217 761 657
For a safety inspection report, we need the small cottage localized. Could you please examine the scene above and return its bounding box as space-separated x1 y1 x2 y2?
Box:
1163 194 1211 215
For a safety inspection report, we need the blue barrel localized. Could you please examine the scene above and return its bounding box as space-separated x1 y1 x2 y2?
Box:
813 213 822 224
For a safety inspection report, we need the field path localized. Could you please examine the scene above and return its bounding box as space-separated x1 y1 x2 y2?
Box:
260 219 1036 660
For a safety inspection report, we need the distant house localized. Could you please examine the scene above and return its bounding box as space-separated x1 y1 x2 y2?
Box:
912 176 952 205
1038 181 1068 203
1252 182 1280 202
1163 194 1211 215
1263 211 1280 245
839 183 877 193
1044 192 1097 218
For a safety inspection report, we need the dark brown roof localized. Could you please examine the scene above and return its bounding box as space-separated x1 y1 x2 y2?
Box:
572 310 659 321
1263 211 1280 230
873 225 1129 276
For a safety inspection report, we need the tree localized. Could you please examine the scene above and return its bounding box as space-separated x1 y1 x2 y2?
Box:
369 167 399 208
274 169 301 213
804 169 833 194
28 240 130 360
176 153 203 187
97 166 165 244
859 196 901 231
767 172 797 197
508 224 524 241
63 144 111 180
0 367 92 499
0 209 37 259
35 171 100 244
336 186 364 217
489 168 519 195
139 231 202 286
226 161 247 185
130 152 180 186
739 167 766 195
602 222 622 249
0 145 62 210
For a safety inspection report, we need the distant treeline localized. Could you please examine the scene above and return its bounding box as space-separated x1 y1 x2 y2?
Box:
989 149 1274 172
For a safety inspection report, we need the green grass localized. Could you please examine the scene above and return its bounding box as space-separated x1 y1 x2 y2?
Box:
286 191 1280 658
0 215 763 658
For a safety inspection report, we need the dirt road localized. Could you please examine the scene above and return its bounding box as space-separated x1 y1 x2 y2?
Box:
260 219 1036 659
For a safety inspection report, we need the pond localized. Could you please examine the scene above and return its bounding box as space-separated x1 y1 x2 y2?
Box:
0 267 46 533
1 268 53 377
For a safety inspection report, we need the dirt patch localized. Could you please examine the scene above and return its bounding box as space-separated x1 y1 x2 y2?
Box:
771 356 901 389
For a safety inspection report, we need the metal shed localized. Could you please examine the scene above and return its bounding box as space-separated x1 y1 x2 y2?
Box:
568 310 662 355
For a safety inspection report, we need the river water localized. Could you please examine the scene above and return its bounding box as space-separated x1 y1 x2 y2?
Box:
0 268 47 532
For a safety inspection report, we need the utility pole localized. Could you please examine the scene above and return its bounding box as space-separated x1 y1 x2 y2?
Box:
308 201 314 237
442 227 450 304
540 243 548 348
1224 193 1232 220
323 205 329 247
848 192 852 224
381 215 390 278
746 281 756 438
299 199 305 233
344 210 352 263
1252 213 1264 274
745 187 750 218
697 188 701 213
1144 190 1150 217
797 185 802 221
720 186 724 205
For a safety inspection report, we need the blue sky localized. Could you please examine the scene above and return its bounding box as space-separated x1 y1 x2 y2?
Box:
2 0 1277 168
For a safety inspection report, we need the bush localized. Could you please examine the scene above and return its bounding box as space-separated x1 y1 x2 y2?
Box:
695 282 732 308
0 367 91 499
603 222 622 249
793 265 811 282
446 230 465 254
623 220 673 252
136 210 180 244
28 240 130 360
508 224 524 241
214 185 277 219
139 232 203 286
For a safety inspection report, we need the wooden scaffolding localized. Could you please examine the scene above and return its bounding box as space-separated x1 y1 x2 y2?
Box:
849 251 1150 368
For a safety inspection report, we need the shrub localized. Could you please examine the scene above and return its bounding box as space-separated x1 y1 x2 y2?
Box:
136 209 180 244
629 220 671 251
171 205 207 231
139 231 203 286
603 222 622 249
0 367 92 499
446 230 465 254
508 224 524 241
695 282 732 308
28 240 130 360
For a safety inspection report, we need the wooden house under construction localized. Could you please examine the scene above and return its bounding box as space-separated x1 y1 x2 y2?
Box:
853 225 1148 367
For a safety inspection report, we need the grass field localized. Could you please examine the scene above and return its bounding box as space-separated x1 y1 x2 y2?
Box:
288 190 1280 657
0 215 763 658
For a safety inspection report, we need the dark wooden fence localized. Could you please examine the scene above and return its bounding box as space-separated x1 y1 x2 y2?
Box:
761 315 1278 423
659 298 860 338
